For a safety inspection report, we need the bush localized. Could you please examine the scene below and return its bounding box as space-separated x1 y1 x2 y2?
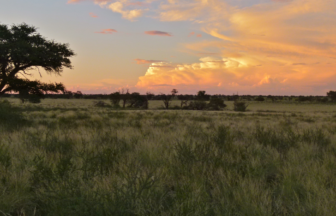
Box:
255 96 265 101
234 100 248 112
110 92 121 107
207 96 226 110
188 101 207 110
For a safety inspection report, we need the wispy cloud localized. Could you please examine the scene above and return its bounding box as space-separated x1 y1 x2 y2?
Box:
145 31 172 36
108 1 145 21
135 59 165 64
95 29 117 34
89 12 98 18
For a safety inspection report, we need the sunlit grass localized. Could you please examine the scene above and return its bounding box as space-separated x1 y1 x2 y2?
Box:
1 98 336 215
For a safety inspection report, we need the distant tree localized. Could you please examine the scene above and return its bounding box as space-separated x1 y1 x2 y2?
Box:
161 94 172 109
109 91 121 107
188 90 209 110
63 90 73 99
0 23 74 97
177 95 189 108
74 91 83 99
255 95 265 101
196 91 210 101
146 91 155 100
128 92 148 109
171 89 178 97
327 91 336 102
120 89 130 108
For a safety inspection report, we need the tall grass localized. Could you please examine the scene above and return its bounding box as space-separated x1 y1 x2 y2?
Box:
0 100 336 215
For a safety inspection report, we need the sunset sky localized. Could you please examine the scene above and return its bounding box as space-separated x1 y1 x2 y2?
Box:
1 0 335 95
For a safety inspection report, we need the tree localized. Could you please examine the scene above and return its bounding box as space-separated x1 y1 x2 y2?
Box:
177 95 189 108
74 91 83 99
110 91 121 107
161 94 172 109
0 23 74 96
120 88 130 108
171 89 178 97
327 91 336 102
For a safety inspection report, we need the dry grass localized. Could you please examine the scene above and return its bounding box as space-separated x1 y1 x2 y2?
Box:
1 98 336 215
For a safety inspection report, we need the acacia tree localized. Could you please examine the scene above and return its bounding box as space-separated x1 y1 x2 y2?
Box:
0 23 74 96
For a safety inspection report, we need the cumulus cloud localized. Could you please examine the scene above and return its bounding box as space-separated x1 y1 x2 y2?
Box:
145 31 172 36
95 29 117 34
135 0 336 94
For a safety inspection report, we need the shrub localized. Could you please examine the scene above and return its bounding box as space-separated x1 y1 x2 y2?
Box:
110 92 121 107
255 95 265 101
234 100 248 112
207 96 227 110
188 101 207 110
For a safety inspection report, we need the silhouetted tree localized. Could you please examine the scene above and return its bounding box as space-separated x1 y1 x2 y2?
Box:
0 23 74 97
177 95 189 108
161 94 172 109
74 91 83 99
255 95 265 101
110 91 121 107
146 91 155 100
128 92 148 109
120 89 130 108
327 91 336 102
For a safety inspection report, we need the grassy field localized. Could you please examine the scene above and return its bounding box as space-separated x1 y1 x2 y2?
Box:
1 98 336 215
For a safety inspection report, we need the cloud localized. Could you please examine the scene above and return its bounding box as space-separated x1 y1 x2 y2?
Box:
134 0 336 94
95 29 117 34
108 1 146 21
89 12 98 18
145 31 172 36
67 0 112 5
135 59 165 64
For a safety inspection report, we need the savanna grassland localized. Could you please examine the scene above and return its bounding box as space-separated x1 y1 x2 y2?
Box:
1 98 336 216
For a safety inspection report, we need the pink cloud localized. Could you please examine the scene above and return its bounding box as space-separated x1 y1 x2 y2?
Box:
95 29 117 34
135 59 165 64
196 34 202 37
188 32 195 37
89 12 98 18
67 0 112 4
144 31 172 36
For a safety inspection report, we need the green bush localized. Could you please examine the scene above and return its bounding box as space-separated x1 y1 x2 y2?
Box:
207 96 226 110
234 100 248 112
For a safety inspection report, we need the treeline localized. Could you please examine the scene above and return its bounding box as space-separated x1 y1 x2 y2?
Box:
2 90 336 105
2 90 335 102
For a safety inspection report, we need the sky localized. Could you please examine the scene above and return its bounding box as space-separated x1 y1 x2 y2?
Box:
1 0 336 95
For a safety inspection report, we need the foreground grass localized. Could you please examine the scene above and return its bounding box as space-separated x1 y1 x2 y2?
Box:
1 99 336 215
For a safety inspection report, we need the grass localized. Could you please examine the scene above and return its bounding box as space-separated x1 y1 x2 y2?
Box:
1 98 336 215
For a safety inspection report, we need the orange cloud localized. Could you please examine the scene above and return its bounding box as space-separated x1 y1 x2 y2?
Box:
188 32 195 37
135 59 165 64
89 12 98 18
145 31 172 36
134 0 336 94
95 29 117 34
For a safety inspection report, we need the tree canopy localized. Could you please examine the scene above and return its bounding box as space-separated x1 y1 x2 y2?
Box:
0 23 75 95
